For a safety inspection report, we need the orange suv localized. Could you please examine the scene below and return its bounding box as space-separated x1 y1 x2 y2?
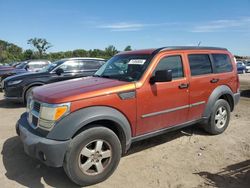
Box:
16 47 240 186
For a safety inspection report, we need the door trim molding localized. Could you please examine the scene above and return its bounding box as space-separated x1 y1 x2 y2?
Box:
141 101 205 118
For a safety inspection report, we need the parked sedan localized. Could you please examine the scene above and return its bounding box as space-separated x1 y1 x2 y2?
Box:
0 60 50 82
236 61 246 74
2 57 105 103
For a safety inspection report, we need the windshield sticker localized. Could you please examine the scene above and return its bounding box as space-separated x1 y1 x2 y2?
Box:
128 59 146 65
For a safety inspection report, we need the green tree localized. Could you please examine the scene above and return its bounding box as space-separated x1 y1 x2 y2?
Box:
0 40 23 63
105 45 118 58
27 38 52 57
124 45 132 51
22 49 33 60
73 49 88 57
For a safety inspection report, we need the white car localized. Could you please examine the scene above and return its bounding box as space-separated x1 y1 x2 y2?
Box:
245 61 250 73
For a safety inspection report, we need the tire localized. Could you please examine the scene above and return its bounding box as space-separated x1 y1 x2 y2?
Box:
24 86 37 103
63 126 122 186
203 99 231 135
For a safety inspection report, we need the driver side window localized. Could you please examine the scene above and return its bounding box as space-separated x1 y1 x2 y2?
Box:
153 55 184 79
59 61 80 72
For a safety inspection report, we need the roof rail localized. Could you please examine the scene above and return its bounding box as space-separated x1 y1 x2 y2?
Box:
158 46 228 52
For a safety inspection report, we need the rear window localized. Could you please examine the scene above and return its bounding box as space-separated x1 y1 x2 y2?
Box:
212 54 232 73
188 54 212 76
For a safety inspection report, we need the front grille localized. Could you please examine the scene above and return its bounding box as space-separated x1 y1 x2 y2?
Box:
32 115 39 127
33 101 41 113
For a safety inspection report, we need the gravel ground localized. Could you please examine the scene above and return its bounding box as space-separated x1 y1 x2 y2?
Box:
0 74 249 188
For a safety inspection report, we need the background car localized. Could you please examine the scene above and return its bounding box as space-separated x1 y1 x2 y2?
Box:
2 57 105 103
0 60 50 82
236 61 246 74
0 65 15 84
244 61 250 73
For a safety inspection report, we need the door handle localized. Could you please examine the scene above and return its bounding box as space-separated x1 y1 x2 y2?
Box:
210 78 219 83
179 83 189 89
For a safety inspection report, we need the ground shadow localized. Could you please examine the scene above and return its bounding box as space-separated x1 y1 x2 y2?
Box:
0 98 25 109
126 124 209 155
241 90 250 98
195 160 250 188
1 136 80 188
2 125 208 187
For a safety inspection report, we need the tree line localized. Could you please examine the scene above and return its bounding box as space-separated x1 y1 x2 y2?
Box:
0 38 132 64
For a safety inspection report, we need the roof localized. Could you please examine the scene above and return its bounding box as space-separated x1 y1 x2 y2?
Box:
61 57 105 61
118 46 228 56
117 49 157 55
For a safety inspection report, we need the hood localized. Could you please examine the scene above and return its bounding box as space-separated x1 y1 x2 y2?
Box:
0 66 14 71
33 77 135 103
12 68 27 74
4 71 49 82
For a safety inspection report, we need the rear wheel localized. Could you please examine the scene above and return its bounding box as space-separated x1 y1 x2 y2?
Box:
203 99 231 135
63 126 122 186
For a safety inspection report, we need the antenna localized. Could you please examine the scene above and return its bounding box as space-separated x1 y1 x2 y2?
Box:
198 41 201 46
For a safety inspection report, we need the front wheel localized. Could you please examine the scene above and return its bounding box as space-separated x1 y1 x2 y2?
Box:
63 126 122 186
203 99 231 135
24 86 38 103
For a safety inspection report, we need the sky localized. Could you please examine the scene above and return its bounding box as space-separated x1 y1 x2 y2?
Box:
0 0 250 55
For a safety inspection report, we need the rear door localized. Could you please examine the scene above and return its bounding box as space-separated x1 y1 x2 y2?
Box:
186 53 219 120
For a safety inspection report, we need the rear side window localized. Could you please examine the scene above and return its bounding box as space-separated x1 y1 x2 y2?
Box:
188 54 212 76
154 55 184 79
83 61 103 70
212 54 233 73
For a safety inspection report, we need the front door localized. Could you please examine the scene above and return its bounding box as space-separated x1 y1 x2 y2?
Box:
136 54 190 136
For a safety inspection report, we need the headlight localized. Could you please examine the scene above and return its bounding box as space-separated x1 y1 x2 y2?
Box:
39 103 70 129
8 80 22 86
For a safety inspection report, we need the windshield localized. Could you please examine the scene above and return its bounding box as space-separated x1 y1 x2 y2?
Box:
94 54 151 82
15 61 27 69
39 60 64 72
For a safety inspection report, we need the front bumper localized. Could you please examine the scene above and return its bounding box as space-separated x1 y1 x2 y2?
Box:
3 85 23 102
17 113 71 167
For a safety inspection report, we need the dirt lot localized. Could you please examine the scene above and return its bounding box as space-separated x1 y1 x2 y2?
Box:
0 75 249 188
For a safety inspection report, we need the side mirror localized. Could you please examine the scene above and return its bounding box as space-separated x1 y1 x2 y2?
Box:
25 65 29 70
150 70 172 84
55 68 64 75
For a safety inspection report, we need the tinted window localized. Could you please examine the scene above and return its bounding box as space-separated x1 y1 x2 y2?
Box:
188 54 212 76
154 55 184 79
28 62 48 69
82 61 103 70
212 54 232 73
59 61 80 72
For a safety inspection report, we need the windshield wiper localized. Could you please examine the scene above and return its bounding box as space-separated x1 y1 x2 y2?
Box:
93 75 111 78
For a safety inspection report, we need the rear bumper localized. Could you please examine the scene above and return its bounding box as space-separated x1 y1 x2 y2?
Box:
17 113 70 167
